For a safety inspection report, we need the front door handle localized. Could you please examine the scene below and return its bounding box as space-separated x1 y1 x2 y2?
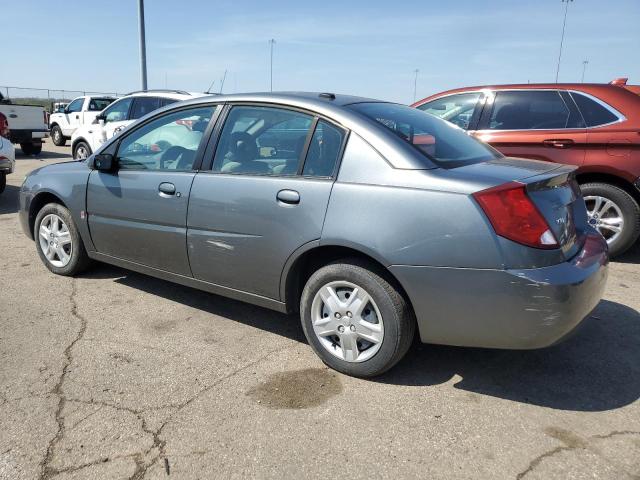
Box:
276 189 300 205
158 182 176 197
543 139 575 149
75 114 80 120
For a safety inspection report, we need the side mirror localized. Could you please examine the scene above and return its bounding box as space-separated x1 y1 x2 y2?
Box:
93 153 116 172
95 113 106 123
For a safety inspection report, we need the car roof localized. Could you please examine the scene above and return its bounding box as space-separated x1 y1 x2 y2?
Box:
413 82 640 107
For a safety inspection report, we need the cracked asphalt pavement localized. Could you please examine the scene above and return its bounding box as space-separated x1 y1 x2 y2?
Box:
1 143 639 479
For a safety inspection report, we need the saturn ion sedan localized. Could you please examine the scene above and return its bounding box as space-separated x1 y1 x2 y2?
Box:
19 92 609 377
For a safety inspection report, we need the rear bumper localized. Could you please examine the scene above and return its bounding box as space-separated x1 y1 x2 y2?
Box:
9 129 48 144
390 232 609 349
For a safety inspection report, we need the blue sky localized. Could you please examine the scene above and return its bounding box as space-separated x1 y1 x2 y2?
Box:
3 0 639 103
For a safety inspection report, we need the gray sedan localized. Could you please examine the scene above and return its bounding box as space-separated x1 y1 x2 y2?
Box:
19 93 608 377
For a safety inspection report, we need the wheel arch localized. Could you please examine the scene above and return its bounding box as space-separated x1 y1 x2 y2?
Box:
576 171 640 205
28 191 68 239
281 242 413 315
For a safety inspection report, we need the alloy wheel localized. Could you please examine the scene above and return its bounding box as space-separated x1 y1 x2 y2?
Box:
311 281 384 363
75 145 89 159
584 195 624 245
38 214 73 267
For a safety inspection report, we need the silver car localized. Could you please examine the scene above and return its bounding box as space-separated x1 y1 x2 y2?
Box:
19 93 609 377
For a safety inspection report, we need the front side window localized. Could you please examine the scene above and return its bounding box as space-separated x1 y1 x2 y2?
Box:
213 106 313 175
348 102 500 167
570 92 620 127
488 90 582 130
66 98 84 113
117 106 215 171
88 98 114 111
103 98 133 123
417 92 481 130
131 97 161 120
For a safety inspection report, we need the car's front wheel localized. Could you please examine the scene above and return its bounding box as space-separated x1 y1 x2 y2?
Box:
300 258 415 377
581 183 640 258
51 125 66 146
73 141 92 160
34 203 91 276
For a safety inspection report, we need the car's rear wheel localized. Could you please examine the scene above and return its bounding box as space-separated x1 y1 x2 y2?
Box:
300 258 415 377
581 183 640 257
73 141 92 160
21 142 42 156
51 125 66 146
34 203 91 276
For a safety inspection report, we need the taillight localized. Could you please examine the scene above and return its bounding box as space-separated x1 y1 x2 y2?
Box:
43 110 48 126
473 181 558 249
0 113 9 139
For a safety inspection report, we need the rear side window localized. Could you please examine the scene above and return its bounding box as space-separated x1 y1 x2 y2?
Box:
213 106 313 175
88 98 114 111
416 92 481 130
570 92 620 127
348 102 500 168
488 91 582 130
131 97 161 120
302 120 345 177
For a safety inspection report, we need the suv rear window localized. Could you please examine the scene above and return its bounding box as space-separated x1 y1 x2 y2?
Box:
348 102 500 167
570 92 620 127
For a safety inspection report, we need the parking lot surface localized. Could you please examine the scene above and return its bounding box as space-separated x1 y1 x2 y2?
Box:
1 142 639 480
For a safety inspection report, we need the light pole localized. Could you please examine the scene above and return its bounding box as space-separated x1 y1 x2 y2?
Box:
581 59 589 82
555 0 573 83
413 69 419 103
138 0 148 90
269 39 276 92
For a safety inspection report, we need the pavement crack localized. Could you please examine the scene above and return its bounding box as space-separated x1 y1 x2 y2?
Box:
516 429 640 479
38 278 87 480
127 344 290 480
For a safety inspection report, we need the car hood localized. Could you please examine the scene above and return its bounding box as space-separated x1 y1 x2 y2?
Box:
26 159 89 181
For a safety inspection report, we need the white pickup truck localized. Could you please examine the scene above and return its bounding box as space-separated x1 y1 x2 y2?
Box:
48 95 115 146
0 93 49 155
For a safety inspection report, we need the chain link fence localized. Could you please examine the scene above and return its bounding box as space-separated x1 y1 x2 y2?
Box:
1 85 122 112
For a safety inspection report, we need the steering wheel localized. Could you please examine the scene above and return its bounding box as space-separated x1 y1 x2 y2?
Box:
160 146 188 169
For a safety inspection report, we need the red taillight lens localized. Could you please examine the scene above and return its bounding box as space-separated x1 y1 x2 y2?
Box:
0 113 9 139
473 181 558 249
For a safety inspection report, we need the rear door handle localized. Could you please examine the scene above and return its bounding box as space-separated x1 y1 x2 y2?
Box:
158 182 177 197
543 139 575 149
276 189 300 205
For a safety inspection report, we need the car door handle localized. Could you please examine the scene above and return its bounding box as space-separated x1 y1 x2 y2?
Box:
276 189 300 205
75 115 79 119
158 182 176 196
543 139 575 149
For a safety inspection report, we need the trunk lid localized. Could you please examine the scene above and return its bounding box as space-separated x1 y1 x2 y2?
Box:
454 157 586 259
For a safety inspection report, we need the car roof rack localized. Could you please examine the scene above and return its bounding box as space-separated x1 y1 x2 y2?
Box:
124 89 191 96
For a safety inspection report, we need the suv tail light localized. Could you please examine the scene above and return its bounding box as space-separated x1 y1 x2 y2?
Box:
0 113 9 139
44 110 49 126
473 181 559 249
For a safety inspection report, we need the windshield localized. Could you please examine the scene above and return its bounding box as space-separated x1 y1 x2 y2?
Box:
348 102 501 168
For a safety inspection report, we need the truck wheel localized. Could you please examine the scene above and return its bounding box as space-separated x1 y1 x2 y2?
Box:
51 125 66 146
21 142 42 156
300 258 416 378
73 141 92 160
0 173 5 194
581 182 640 258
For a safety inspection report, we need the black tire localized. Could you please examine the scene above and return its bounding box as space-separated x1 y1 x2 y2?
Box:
34 203 91 276
0 173 5 194
581 182 640 258
300 258 415 378
51 125 66 146
73 141 92 160
20 142 42 156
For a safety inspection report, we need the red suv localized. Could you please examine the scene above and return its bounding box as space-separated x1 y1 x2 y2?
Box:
413 78 640 257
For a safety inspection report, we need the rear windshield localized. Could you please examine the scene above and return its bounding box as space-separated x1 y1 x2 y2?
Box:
348 102 501 168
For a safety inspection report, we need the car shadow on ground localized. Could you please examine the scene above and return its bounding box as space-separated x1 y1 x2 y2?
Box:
81 264 640 412
0 185 20 215
15 149 72 161
616 241 640 264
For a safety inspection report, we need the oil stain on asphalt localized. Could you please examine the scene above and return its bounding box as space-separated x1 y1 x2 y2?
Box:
246 368 343 409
